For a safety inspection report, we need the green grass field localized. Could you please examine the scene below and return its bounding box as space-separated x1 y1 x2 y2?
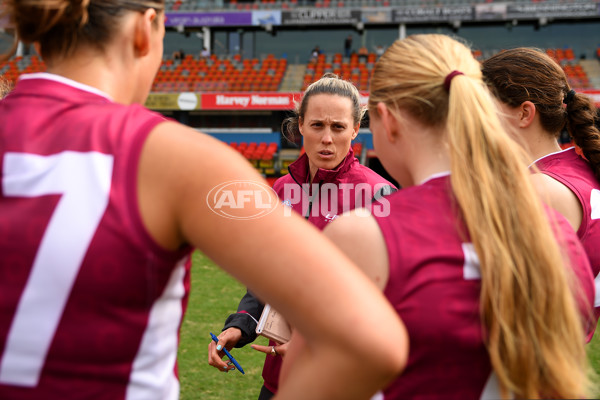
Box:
178 251 269 400
179 251 600 399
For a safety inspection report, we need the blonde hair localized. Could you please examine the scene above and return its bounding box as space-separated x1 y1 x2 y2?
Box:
282 72 365 142
369 34 595 399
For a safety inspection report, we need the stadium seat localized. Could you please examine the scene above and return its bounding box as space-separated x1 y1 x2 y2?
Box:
0 55 47 84
149 53 288 93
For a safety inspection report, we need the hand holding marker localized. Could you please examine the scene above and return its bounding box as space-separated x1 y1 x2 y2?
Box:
210 332 245 374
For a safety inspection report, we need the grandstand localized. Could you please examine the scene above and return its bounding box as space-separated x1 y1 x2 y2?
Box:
1 0 599 182
152 53 286 92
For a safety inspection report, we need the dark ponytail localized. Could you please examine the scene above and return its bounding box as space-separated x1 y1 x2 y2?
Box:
482 48 600 179
565 91 600 181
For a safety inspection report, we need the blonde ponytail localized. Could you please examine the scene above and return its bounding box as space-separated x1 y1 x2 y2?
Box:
369 34 595 399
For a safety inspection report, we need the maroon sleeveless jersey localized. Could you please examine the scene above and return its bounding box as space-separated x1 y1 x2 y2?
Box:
535 147 600 318
373 173 594 399
0 73 191 399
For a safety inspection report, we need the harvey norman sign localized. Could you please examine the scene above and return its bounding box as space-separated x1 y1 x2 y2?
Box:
145 92 371 111
201 93 303 110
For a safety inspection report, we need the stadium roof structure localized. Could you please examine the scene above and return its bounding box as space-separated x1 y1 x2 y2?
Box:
164 2 600 29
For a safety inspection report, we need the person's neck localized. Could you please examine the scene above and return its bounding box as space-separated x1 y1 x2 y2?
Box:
523 128 563 165
409 153 451 187
307 155 347 185
45 50 140 105
400 134 451 187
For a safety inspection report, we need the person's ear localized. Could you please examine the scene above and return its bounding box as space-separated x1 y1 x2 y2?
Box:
351 123 359 140
518 100 537 129
376 102 399 143
298 117 304 137
133 8 157 57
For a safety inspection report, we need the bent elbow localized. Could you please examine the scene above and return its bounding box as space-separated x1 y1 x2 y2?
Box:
383 325 410 378
367 320 410 388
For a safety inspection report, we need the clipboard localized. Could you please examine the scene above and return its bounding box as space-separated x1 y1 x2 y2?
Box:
255 303 292 344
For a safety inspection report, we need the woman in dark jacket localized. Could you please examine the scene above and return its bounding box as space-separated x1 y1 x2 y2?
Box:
207 73 396 400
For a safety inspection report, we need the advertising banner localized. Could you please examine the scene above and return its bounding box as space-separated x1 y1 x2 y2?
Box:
164 4 598 27
474 4 507 21
165 12 252 27
146 91 597 110
200 92 370 110
252 10 282 26
201 93 302 110
282 9 361 25
505 3 598 19
393 6 474 23
361 10 393 24
145 93 201 110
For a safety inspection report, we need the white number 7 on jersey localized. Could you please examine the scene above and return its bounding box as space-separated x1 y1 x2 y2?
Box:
0 151 113 387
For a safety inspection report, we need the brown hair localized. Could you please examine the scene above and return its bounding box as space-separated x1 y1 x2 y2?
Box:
2 0 164 61
369 34 595 399
482 47 600 180
281 72 364 142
